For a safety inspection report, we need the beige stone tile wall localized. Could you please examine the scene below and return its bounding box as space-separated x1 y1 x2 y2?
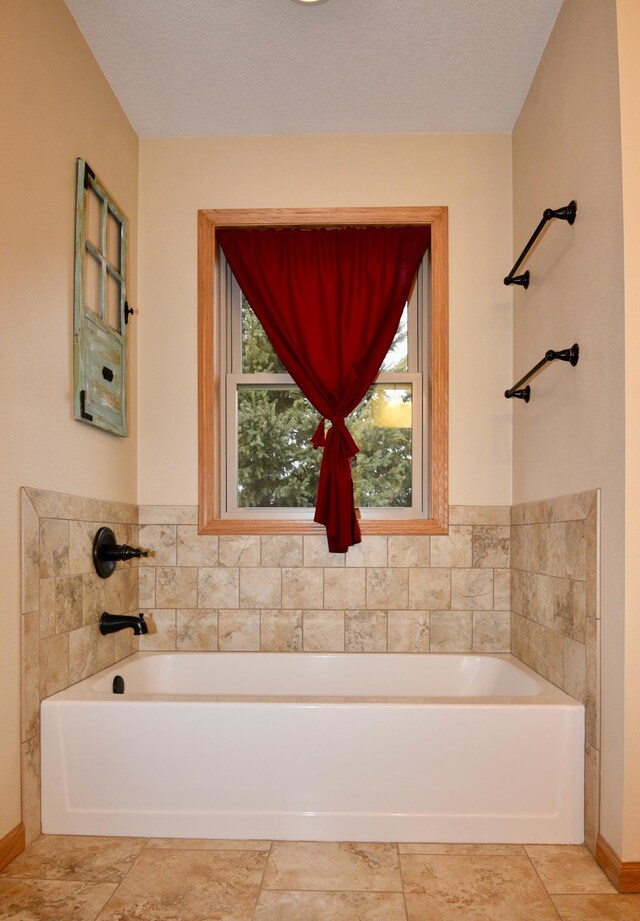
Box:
20 488 140 844
135 505 511 655
511 489 600 854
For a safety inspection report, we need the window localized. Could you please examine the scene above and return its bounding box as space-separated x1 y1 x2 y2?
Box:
222 262 425 519
198 207 448 535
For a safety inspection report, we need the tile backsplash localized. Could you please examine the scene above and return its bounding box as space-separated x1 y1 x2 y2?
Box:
20 488 139 843
510 489 600 853
136 505 511 655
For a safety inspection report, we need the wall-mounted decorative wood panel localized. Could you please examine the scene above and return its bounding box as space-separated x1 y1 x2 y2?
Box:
73 159 128 436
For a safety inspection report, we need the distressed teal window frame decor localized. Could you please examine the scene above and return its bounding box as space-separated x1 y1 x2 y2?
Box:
73 158 129 436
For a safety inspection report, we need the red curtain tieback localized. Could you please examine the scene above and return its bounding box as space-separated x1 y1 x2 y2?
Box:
311 417 359 457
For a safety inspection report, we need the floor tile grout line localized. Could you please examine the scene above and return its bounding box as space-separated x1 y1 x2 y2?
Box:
0 860 145 887
396 841 411 921
142 846 273 854
79 839 149 921
524 851 565 920
0 872 117 884
251 839 275 920
401 853 545 865
258 886 407 893
115 839 149 884
88 882 120 921
81 843 150 921
550 889 620 896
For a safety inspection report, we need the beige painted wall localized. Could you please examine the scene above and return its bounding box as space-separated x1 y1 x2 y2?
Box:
617 0 640 860
512 0 631 855
138 133 513 508
0 0 138 839
12 0 635 858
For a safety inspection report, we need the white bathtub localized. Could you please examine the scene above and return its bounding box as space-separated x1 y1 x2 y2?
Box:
41 652 584 843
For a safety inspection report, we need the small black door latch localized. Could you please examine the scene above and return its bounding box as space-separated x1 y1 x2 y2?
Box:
79 390 93 421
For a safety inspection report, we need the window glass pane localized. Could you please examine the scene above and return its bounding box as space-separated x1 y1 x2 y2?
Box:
241 296 286 373
241 294 408 374
85 187 102 247
236 383 412 510
380 304 408 372
349 384 413 508
237 386 320 508
106 211 121 271
84 251 101 315
106 271 121 332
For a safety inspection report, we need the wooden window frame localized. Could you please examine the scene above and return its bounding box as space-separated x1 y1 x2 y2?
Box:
198 207 448 535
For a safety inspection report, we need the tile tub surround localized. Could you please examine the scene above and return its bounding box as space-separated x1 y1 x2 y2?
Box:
22 495 604 852
511 489 600 854
136 504 511 654
20 488 139 844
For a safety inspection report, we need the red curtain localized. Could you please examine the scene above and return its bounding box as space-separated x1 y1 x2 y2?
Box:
217 225 431 552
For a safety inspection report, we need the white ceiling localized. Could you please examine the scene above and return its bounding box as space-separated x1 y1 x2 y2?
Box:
64 0 562 139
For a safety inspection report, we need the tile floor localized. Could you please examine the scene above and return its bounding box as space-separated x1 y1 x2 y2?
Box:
1 835 639 920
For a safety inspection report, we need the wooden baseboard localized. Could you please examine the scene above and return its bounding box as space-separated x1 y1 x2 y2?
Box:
0 822 25 871
596 834 640 893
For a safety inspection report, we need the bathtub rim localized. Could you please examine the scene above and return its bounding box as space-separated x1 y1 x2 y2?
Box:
42 651 584 709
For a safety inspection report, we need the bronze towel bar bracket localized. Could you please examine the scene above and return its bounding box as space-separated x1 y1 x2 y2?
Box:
505 343 579 402
504 201 577 289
